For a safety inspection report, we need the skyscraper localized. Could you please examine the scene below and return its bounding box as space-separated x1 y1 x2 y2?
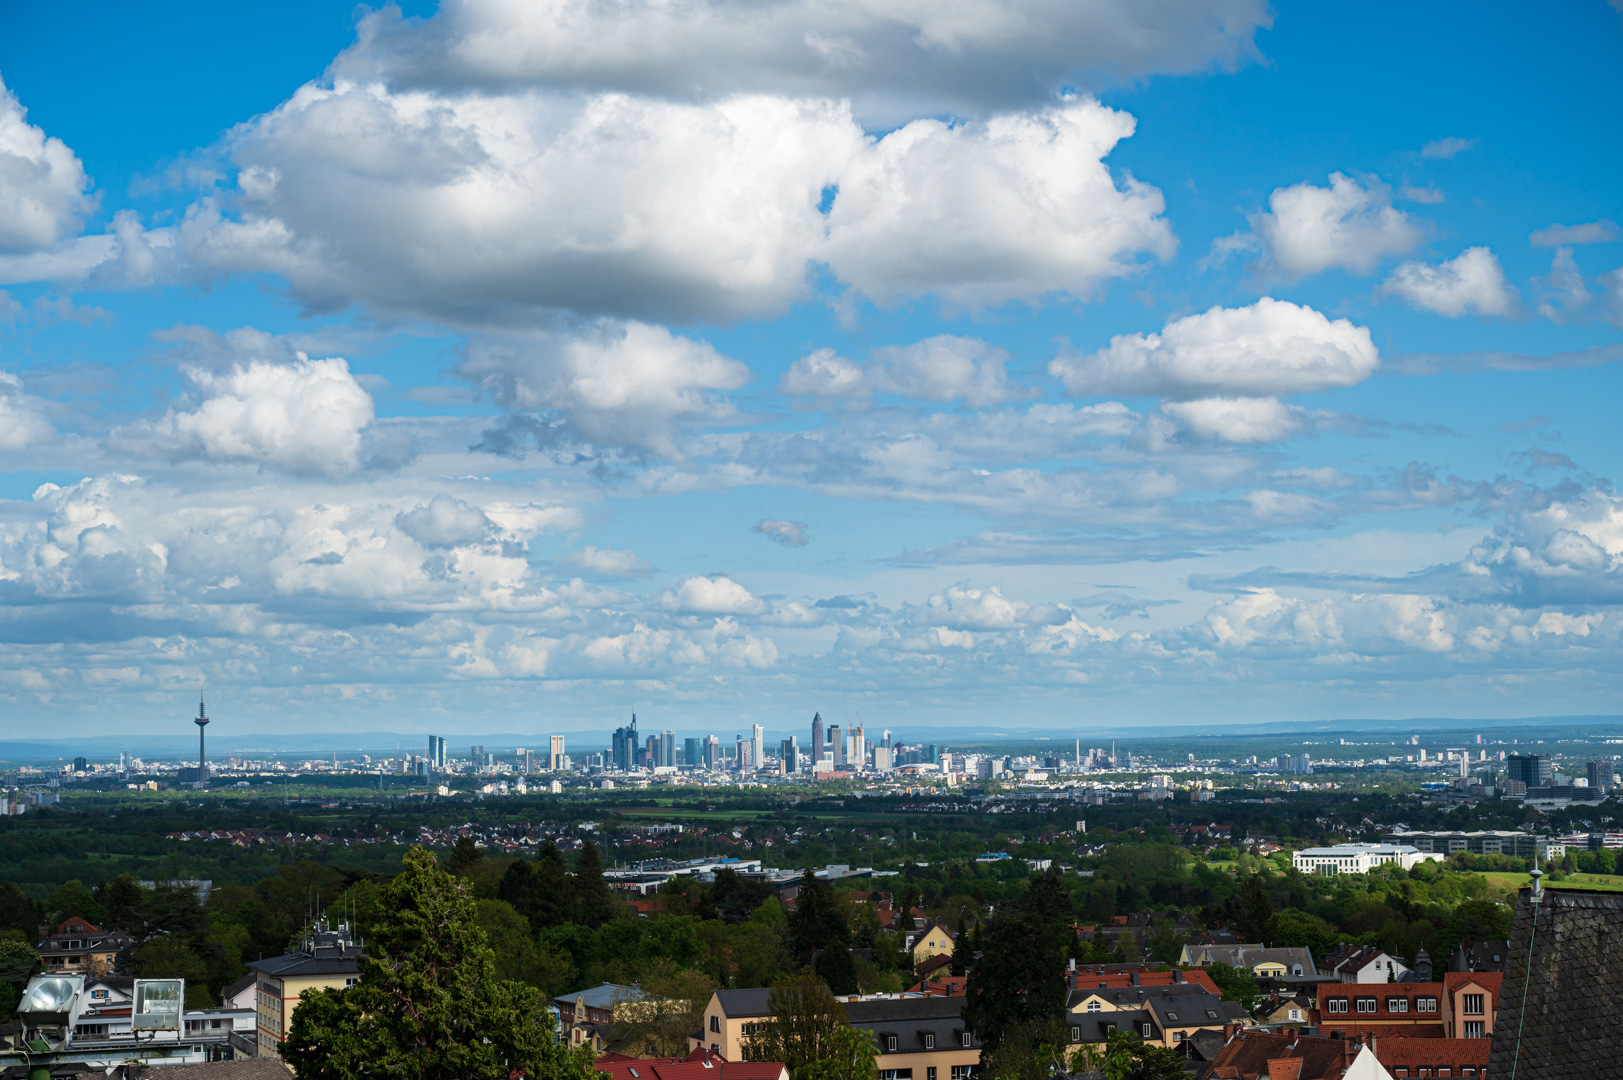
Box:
612 715 638 771
829 724 844 766
549 734 566 771
1508 754 1552 787
660 730 676 768
428 735 446 770
811 712 824 763
781 736 799 772
851 726 866 770
1588 761 1616 791
752 724 764 772
703 734 721 770
471 745 487 770
684 737 701 767
736 734 749 771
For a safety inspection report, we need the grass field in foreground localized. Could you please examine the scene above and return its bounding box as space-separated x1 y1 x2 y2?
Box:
1476 871 1623 896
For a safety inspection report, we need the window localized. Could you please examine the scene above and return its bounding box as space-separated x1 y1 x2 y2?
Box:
927 1070 936 1080
1166 1012 1178 1021
878 1072 912 1080
1326 998 1350 1014
629 1070 640 1078
1416 997 1438 1013
1387 997 1409 1013
1464 1021 1485 1039
1175 1031 1187 1043
923 1034 935 1050
1356 998 1378 1014
1070 1027 1082 1043
1462 994 1485 1016
1288 1010 1303 1022
1141 1024 1152 1038
1086 1001 1101 1013
887 1036 898 1052
710 1016 720 1033
1103 1024 1117 1035
961 1032 972 1047
1206 1010 1219 1020
345 977 359 987
951 1068 975 1080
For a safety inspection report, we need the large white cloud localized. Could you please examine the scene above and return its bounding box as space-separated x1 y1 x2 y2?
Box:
1244 172 1422 279
1382 247 1518 317
203 83 861 323
824 100 1174 306
462 322 749 458
336 0 1272 123
0 77 95 254
1050 298 1379 399
127 356 376 476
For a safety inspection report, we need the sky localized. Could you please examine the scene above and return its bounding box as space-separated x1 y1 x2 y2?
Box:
0 1 1620 739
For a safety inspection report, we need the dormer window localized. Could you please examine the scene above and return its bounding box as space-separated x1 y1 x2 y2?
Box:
887 1036 898 1052
923 1034 935 1049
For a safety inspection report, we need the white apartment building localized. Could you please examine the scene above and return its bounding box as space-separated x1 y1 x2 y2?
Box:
1292 843 1442 876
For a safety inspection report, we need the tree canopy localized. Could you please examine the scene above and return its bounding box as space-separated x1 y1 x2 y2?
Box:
281 845 598 1080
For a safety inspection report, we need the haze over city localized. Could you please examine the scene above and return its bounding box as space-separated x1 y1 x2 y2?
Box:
0 2 1620 736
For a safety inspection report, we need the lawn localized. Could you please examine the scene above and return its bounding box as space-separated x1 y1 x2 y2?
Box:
1476 871 1623 897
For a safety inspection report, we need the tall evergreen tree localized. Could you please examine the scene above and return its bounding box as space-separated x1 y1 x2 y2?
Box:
962 909 1066 1056
788 868 848 963
281 845 597 1080
571 838 617 928
813 943 858 995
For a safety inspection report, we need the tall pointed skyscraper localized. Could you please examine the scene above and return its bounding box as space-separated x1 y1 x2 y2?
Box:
811 712 824 762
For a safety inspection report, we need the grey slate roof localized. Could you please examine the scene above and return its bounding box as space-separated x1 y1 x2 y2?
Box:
1488 886 1623 1078
713 987 773 1017
1067 981 1219 1012
1188 944 1316 975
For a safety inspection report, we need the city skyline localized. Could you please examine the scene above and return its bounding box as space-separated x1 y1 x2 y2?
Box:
0 3 1620 734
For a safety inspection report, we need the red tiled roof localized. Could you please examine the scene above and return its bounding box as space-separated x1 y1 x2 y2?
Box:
1375 1037 1490 1073
596 1048 788 1080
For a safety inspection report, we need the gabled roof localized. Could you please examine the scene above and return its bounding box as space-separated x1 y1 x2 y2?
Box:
1206 1030 1357 1080
559 983 648 1011
712 988 773 1018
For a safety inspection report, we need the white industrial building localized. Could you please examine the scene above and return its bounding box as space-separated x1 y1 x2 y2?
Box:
1291 843 1442 875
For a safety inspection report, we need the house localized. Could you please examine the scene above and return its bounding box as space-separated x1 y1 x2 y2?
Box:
220 972 258 1011
1374 1038 1489 1078
553 983 662 1051
1252 991 1314 1028
33 974 257 1064
1488 885 1623 1077
35 917 134 976
1445 939 1508 973
1320 945 1409 983
246 923 363 1059
1290 844 1440 876
694 990 982 1079
1066 983 1248 1048
907 922 955 968
1204 1029 1394 1080
595 1046 787 1080
1312 973 1500 1041
1180 944 1317 979
1067 968 1222 997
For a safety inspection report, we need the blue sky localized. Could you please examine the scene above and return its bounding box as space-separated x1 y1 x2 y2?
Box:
0 1 1620 737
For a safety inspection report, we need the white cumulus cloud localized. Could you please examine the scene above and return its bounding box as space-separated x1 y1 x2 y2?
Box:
562 546 654 577
335 0 1272 124
463 322 750 458
0 371 55 450
1050 297 1379 399
784 335 1027 406
824 100 1175 307
1382 247 1519 317
1161 396 1303 443
0 77 95 254
663 575 769 615
129 356 376 476
395 495 494 548
1244 172 1422 279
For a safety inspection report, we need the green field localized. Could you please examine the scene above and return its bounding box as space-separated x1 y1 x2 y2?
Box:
1476 871 1623 897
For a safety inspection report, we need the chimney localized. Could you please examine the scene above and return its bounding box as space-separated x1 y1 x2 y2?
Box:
1068 957 1076 973
1286 1029 1298 1049
1172 969 1183 982
1130 973 1140 986
1222 1024 1237 1044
